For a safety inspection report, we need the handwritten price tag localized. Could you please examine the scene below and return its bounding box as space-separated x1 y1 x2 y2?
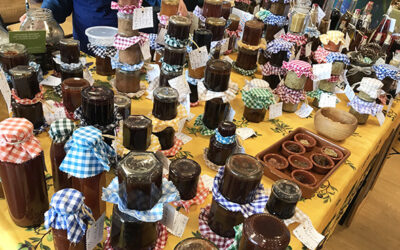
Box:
140 40 151 61
86 213 105 250
161 204 189 237
313 63 332 81
295 103 313 118
0 69 11 111
319 93 336 108
189 46 208 70
269 102 283 120
156 28 167 45
132 7 153 30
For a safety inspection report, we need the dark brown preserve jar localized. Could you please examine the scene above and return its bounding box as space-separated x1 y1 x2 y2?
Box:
235 47 258 70
205 17 226 41
152 86 179 120
208 198 244 238
169 158 201 200
123 115 152 151
0 43 29 73
9 65 40 99
204 59 232 92
81 86 115 126
167 15 191 41
203 0 223 18
202 98 230 130
114 95 131 120
61 77 90 114
207 121 237 166
115 68 141 93
242 20 264 46
96 56 115 76
11 98 45 130
59 39 80 64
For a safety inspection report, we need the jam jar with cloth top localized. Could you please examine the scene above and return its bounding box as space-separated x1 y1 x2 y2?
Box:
207 121 237 166
9 65 40 99
152 86 179 121
11 93 45 130
167 15 191 41
0 43 29 73
204 59 232 92
169 158 201 200
266 179 302 219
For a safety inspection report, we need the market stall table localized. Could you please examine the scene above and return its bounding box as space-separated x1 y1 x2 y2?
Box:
0 53 399 249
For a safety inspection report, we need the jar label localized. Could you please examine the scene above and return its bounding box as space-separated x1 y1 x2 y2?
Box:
86 213 105 250
313 63 332 81
318 93 336 108
161 204 189 237
132 7 154 30
269 102 283 120
295 103 313 118
189 46 209 70
0 69 11 112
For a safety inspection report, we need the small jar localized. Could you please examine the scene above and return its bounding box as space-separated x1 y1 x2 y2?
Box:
318 80 336 93
0 43 29 73
61 78 90 113
123 115 152 151
263 74 281 89
220 154 264 204
159 68 182 87
349 107 369 124
160 0 180 16
175 237 218 250
119 44 143 65
110 205 158 249
114 95 131 120
59 39 80 64
288 7 309 34
188 60 206 79
154 126 176 150
282 101 299 113
270 0 289 16
169 158 201 200
60 64 84 82
221 1 231 19
204 59 231 92
242 20 264 46
9 65 40 99
266 179 302 219
118 151 163 210
163 45 186 66
203 0 223 18
208 198 244 238
239 213 291 250
381 77 396 93
284 71 307 90
118 12 139 37
227 14 240 31
203 98 230 130
96 56 114 76
207 121 237 166
167 15 191 41
243 106 266 123
193 28 213 53
115 68 141 93
331 61 345 76
118 0 141 6
205 17 226 41
11 99 45 129
81 86 115 126
235 47 258 70
152 86 179 120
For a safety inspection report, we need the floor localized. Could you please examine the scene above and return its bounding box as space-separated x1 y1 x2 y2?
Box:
325 140 400 249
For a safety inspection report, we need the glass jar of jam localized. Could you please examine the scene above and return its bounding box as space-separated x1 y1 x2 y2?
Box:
203 98 230 129
152 86 179 120
220 154 264 204
81 86 115 126
119 44 143 65
175 237 218 250
123 115 152 151
49 119 75 192
153 126 175 150
284 71 308 90
118 13 139 37
96 56 115 76
0 43 29 73
115 68 141 93
288 7 309 34
234 0 249 12
167 15 191 41
243 106 267 123
221 1 232 20
207 121 237 166
235 47 258 70
11 99 45 129
269 51 290 68
203 0 223 18
110 205 158 249
59 39 80 64
60 63 84 82
118 151 162 210
9 65 40 99
227 14 240 31
204 59 231 92
188 60 206 79
52 227 86 250
193 28 213 53
349 106 369 124
208 198 244 238
239 213 290 250
160 0 180 16
266 179 302 219
0 118 49 227
242 20 264 46
169 158 201 200
61 77 90 113
282 102 298 113
263 74 282 89
270 0 289 16
114 95 131 120
318 80 336 93
163 45 186 66
205 17 226 41
159 68 182 87
265 23 283 43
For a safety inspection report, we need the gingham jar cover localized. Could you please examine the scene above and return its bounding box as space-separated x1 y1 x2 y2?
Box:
255 8 271 22
12 85 44 105
215 130 236 144
280 33 307 46
60 126 116 178
282 60 313 78
313 46 330 64
372 64 400 81
261 62 287 76
320 30 345 45
0 118 42 164
273 84 306 104
49 118 76 143
87 43 117 59
326 52 350 65
44 189 94 244
264 13 288 26
113 33 149 50
242 88 275 109
357 77 384 99
348 96 383 116
164 34 189 48
110 0 142 14
111 53 144 71
266 38 293 58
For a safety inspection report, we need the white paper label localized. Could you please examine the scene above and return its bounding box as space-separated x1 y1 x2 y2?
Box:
269 102 283 120
175 132 192 144
236 127 256 140
295 103 313 118
313 80 318 91
223 55 234 64
83 68 95 85
0 69 11 112
140 40 151 61
274 28 285 39
293 220 325 250
86 213 105 250
389 18 397 33
319 93 336 108
147 64 160 82
40 75 61 87
220 38 229 54
305 42 312 57
43 100 67 124
169 75 190 102
375 58 385 65
313 63 332 81
161 204 188 237
344 84 355 101
132 7 153 30
201 175 214 191
156 28 167 45
377 111 385 126
189 46 208 70
226 106 236 121
317 6 325 24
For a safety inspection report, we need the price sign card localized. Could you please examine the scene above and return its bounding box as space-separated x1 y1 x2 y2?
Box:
318 93 336 108
132 7 153 30
140 40 151 61
189 46 208 69
269 102 283 120
296 103 313 118
9 31 46 54
313 63 332 81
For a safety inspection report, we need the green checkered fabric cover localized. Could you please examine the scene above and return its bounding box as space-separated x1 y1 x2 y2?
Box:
49 118 76 143
227 224 243 250
242 88 275 109
194 114 215 136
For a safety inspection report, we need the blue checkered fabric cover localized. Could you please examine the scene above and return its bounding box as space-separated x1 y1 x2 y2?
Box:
212 167 268 218
102 177 180 222
326 52 350 65
60 126 116 178
266 38 293 58
348 96 383 116
264 13 288 26
164 34 189 48
215 130 236 144
111 53 144 71
186 70 202 86
372 64 400 81
87 43 117 58
44 189 94 243
149 33 163 50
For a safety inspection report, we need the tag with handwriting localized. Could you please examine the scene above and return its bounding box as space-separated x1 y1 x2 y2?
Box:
305 42 312 57
86 213 105 250
319 93 336 108
156 28 167 45
0 69 11 112
313 63 332 81
168 75 190 102
140 40 151 61
147 64 160 82
40 75 61 87
132 7 153 30
161 204 188 237
220 38 229 54
344 84 355 101
43 100 66 124
293 220 325 250
236 127 256 140
189 46 208 70
175 132 192 144
295 103 313 118
269 102 283 120
201 175 214 191
377 111 385 126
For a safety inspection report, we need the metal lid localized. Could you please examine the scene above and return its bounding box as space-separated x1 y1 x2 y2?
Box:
169 158 201 180
118 151 162 182
225 154 264 181
124 115 152 128
169 15 191 26
271 179 302 202
153 86 179 102
9 65 35 79
205 17 226 26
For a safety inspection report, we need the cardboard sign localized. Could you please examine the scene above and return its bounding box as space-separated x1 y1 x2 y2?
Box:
9 31 46 54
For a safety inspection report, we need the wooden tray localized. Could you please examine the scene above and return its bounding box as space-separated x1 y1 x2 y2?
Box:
256 127 351 198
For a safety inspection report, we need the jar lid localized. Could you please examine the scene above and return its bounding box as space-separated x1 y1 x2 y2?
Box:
169 15 191 26
60 38 80 46
205 0 223 4
49 118 76 143
124 115 152 128
205 17 226 26
9 65 35 79
217 121 236 136
282 60 313 78
271 179 302 202
228 14 240 22
82 86 114 102
206 59 232 73
85 26 118 47
153 86 179 102
169 158 201 180
114 94 131 107
372 64 400 80
174 237 218 250
243 213 291 249
118 151 162 182
320 31 345 45
326 52 350 65
244 20 264 31
0 43 27 56
225 154 264 181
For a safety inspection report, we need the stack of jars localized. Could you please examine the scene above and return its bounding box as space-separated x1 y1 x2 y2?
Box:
274 60 313 112
0 43 29 82
262 38 293 89
234 0 251 12
225 14 241 54
263 0 290 43
372 64 400 97
160 15 191 87
59 39 83 81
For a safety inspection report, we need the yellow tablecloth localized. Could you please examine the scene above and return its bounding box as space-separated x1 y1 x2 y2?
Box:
1 54 399 249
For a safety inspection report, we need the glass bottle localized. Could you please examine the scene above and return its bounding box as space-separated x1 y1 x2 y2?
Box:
81 86 115 126
9 65 40 99
347 9 361 40
356 1 373 30
59 39 80 64
266 179 302 219
114 95 131 120
0 43 29 73
152 86 179 120
350 14 371 51
169 158 201 200
318 0 334 34
61 78 90 114
204 59 232 92
207 121 237 166
202 98 230 129
0 118 49 227
329 0 343 30
372 15 392 46
123 115 152 151
288 5 310 34
167 15 191 41
160 0 180 17
115 68 141 93
337 0 358 32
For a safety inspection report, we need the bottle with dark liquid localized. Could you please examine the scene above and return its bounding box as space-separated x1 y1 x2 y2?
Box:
356 1 373 30
207 121 237 166
337 0 358 31
350 14 371 51
347 9 361 40
372 15 392 46
329 0 343 30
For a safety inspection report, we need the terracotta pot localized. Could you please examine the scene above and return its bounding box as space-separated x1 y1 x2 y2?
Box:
288 154 313 171
281 141 306 158
320 146 343 163
314 107 358 141
291 170 317 186
294 133 316 152
263 153 289 170
310 153 334 174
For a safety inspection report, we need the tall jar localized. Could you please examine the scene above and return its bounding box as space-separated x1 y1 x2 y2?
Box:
269 0 290 16
61 77 90 113
203 98 230 130
96 56 114 76
81 86 115 126
119 44 143 65
0 43 29 73
227 14 240 51
123 115 152 151
207 121 237 166
235 47 258 71
59 39 80 64
203 0 223 18
9 65 40 99
49 119 75 192
192 28 213 53
242 20 264 46
0 118 49 227
152 87 179 121
205 17 226 41
204 59 231 92
160 0 180 17
288 6 310 34
167 15 191 41
169 158 201 200
115 68 141 93
118 13 138 37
